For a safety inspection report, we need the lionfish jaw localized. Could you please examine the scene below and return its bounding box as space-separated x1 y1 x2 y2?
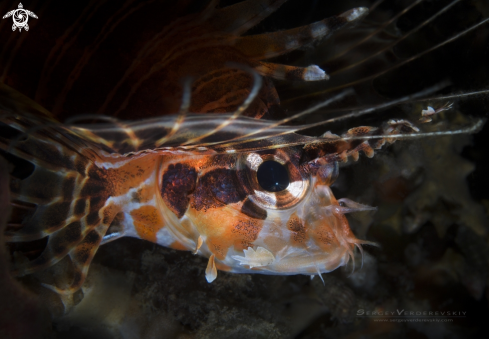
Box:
201 179 375 279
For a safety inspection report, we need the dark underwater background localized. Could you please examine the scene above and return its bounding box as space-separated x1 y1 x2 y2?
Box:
1 0 489 338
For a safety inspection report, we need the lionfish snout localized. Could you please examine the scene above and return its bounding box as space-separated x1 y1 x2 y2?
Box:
296 174 378 275
218 146 376 277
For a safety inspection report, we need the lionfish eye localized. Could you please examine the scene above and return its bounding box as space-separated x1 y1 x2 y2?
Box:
240 150 308 210
257 160 290 192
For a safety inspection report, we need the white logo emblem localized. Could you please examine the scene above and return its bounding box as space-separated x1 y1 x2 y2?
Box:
2 3 38 32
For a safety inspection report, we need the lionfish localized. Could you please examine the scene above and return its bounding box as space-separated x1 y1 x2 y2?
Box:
0 0 485 311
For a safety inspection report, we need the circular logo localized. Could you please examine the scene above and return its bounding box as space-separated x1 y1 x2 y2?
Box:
13 9 27 26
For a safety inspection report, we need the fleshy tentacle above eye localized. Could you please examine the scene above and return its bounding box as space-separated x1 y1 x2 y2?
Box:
302 119 421 171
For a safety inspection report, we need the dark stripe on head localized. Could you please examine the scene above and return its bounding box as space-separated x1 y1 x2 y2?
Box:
241 198 267 220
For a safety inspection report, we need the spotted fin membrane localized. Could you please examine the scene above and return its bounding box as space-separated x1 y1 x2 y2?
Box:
0 0 487 313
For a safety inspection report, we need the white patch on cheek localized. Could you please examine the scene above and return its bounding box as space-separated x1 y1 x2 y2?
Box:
231 246 275 268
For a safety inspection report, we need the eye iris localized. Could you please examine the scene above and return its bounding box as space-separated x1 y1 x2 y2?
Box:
257 161 289 192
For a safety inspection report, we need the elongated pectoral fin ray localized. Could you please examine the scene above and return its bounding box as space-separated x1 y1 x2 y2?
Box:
205 254 217 283
40 223 107 295
291 14 489 102
11 220 85 276
210 0 287 35
328 0 461 77
323 0 422 65
235 7 368 60
255 62 328 81
181 64 262 145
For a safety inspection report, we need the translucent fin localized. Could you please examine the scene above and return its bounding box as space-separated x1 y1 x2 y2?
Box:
40 223 108 295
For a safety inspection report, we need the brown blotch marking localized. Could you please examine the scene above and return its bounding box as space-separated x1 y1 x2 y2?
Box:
83 228 101 245
130 205 165 242
191 168 246 212
307 217 338 253
346 126 375 136
241 198 267 220
161 163 197 218
74 247 91 264
287 213 306 245
107 154 159 196
80 180 108 199
74 199 86 217
48 221 83 256
80 164 110 197
71 230 101 265
86 212 101 227
231 220 262 251
69 228 104 290
102 203 120 225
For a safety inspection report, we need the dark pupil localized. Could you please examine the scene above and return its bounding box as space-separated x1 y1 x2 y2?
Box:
257 161 289 192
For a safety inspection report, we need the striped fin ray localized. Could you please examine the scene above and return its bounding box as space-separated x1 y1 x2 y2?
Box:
63 82 485 158
0 109 118 282
41 222 110 295
255 62 329 81
281 0 489 107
